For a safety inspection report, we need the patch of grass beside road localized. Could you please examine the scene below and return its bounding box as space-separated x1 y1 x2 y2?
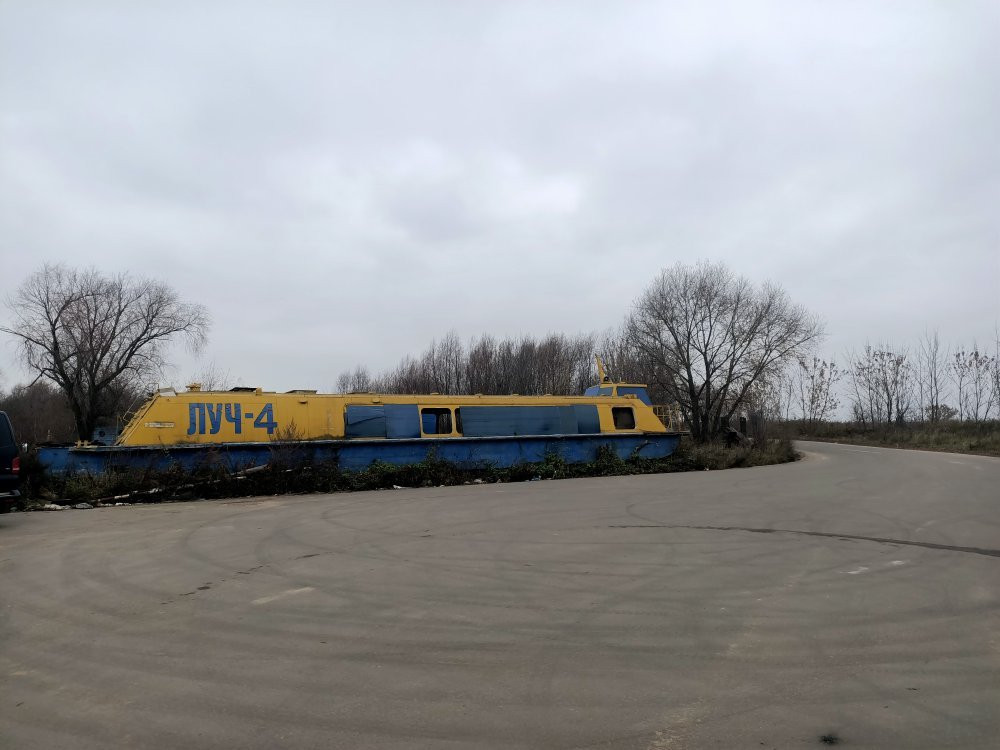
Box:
17 438 798 508
792 421 1000 457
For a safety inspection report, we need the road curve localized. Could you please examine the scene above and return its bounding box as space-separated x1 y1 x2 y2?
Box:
1 441 998 749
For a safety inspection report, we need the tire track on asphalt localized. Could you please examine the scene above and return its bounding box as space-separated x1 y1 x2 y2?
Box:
608 524 1000 558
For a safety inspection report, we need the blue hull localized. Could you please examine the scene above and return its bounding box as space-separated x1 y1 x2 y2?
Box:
38 433 682 475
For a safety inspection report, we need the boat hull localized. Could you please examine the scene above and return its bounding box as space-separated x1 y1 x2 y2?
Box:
38 432 683 475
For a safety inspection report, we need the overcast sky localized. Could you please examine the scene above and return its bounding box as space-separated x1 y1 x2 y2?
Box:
2 0 998 391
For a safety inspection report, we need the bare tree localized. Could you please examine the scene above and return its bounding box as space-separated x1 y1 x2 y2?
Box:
950 349 969 421
916 330 949 423
429 331 465 394
993 328 1000 421
950 345 996 423
466 335 499 394
795 356 841 430
846 344 914 426
336 364 377 393
495 336 537 395
598 327 642 382
625 261 823 441
0 380 76 444
2 265 209 441
535 333 596 395
739 366 794 432
931 403 959 422
191 360 234 391
968 348 997 422
356 329 601 397
774 365 797 423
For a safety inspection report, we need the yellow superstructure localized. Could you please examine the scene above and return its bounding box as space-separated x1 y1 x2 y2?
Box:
117 384 672 447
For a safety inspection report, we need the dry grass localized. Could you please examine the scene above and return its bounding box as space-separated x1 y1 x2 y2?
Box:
790 421 1000 457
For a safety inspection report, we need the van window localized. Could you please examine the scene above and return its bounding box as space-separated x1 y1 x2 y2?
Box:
612 407 635 430
0 415 14 448
421 408 453 435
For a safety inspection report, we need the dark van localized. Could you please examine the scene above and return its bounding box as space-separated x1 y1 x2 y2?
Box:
0 411 21 512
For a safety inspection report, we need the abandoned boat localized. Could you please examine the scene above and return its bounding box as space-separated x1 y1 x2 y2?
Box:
39 365 685 474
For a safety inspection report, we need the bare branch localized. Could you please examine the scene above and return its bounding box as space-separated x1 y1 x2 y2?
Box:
2 264 210 441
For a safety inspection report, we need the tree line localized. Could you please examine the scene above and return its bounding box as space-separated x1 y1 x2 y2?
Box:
7 260 988 447
336 261 824 442
3 260 823 444
779 331 1000 430
335 331 600 400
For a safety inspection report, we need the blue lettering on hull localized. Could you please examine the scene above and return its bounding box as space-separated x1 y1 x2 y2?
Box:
186 402 276 436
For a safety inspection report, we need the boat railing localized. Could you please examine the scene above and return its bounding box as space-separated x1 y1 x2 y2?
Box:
652 404 685 432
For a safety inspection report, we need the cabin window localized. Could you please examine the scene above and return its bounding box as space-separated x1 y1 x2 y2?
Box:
344 405 387 438
616 386 653 405
421 408 453 435
612 407 635 430
459 405 573 437
454 408 463 434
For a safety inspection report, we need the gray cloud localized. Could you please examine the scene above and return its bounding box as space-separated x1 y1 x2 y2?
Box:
2 0 998 390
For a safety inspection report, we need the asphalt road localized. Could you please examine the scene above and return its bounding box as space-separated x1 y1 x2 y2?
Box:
1 441 998 749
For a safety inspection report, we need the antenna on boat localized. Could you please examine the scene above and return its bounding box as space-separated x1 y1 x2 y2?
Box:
595 354 611 384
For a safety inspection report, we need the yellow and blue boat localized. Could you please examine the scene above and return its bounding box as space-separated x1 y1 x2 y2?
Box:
40 365 685 474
